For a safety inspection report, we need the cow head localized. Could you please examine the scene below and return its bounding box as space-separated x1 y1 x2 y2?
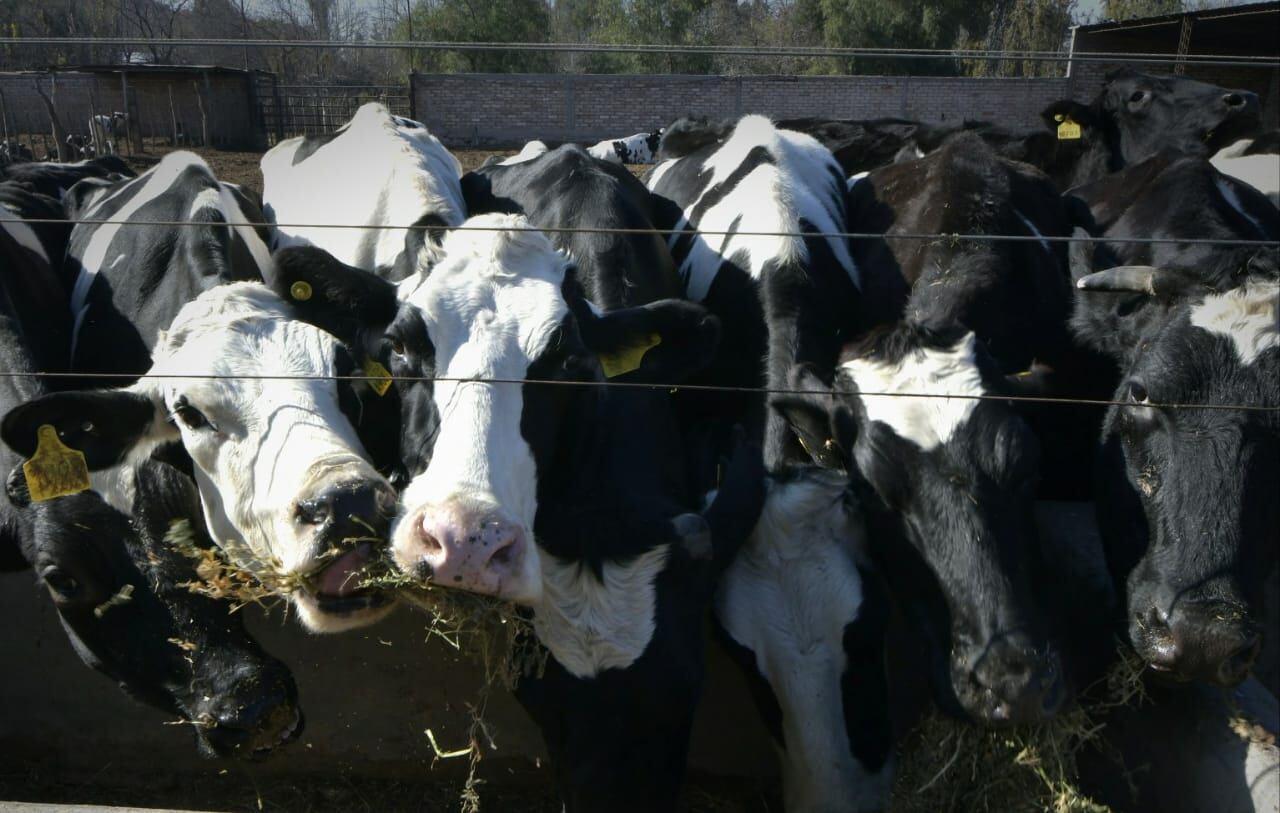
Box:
389 214 718 603
774 324 1063 725
1078 272 1279 686
1 283 397 633
8 460 302 758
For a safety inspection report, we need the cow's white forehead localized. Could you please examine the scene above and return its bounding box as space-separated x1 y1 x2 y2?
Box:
841 332 986 451
404 214 571 372
1189 280 1279 367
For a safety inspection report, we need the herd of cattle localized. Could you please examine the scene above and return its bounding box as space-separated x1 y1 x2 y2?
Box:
0 67 1276 811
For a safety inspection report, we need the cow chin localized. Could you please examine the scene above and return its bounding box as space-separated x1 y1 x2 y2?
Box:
291 590 398 633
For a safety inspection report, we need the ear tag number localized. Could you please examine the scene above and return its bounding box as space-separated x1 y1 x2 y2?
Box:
598 333 661 379
1056 116 1081 141
363 358 393 396
24 424 91 502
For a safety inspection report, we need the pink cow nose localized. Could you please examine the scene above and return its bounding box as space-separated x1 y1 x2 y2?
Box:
411 504 526 596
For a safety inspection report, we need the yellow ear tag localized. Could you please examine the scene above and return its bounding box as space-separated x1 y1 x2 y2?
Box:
1057 116 1082 141
23 425 91 502
290 280 313 301
363 358 393 396
598 333 661 379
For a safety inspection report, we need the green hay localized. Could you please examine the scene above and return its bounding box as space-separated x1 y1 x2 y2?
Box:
891 649 1148 813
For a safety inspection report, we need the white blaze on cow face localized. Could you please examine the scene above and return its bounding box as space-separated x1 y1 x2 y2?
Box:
715 469 889 813
141 283 394 632
1189 281 1280 367
841 333 986 451
391 214 568 604
260 102 465 275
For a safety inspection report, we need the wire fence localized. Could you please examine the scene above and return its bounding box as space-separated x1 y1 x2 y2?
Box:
0 37 1277 68
4 371 1277 413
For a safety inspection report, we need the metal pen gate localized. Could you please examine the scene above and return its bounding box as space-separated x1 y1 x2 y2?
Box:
253 77 412 144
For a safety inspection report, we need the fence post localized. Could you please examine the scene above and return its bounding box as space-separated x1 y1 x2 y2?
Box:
121 71 142 154
201 71 213 147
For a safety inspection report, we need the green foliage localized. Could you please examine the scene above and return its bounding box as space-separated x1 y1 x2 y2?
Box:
964 0 1077 78
399 0 554 73
1102 0 1183 21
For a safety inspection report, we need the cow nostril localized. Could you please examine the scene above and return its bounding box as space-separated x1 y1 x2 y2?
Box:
1224 93 1246 107
1217 637 1261 685
295 497 331 526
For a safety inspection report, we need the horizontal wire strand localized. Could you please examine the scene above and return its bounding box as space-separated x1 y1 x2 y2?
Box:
12 218 1280 248
3 370 1275 413
1 37 1277 68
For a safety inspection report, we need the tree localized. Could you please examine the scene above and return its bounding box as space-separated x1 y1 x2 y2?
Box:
1102 0 1182 21
964 0 1076 77
398 0 553 74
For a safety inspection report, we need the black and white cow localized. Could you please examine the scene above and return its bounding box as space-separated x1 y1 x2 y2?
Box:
778 116 971 175
0 192 302 757
0 154 134 201
460 143 681 309
89 111 128 155
714 467 893 812
1211 130 1279 208
645 114 862 469
1072 272 1279 688
1067 153 1279 686
260 102 466 281
269 214 764 809
773 135 1076 726
587 129 664 166
2 282 400 634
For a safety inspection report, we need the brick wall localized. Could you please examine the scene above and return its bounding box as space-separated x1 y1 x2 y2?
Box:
412 73 1078 147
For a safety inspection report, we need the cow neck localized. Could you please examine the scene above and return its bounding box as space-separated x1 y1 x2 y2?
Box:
533 383 683 569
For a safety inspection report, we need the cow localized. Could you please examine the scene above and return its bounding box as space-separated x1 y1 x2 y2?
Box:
772 135 1079 726
460 143 680 309
587 129 664 165
0 191 301 757
2 281 400 634
1033 69 1261 190
0 155 134 201
267 214 764 810
260 102 466 281
493 140 550 166
89 111 127 155
714 466 893 812
0 140 33 166
1072 271 1278 688
58 150 272 383
1211 130 1279 208
1067 152 1280 687
777 116 971 175
644 114 862 470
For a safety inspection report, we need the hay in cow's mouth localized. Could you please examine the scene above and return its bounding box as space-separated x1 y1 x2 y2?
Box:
890 647 1147 813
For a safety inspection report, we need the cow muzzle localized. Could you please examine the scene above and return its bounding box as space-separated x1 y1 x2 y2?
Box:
953 635 1065 726
392 499 540 604
192 662 304 760
1131 600 1261 687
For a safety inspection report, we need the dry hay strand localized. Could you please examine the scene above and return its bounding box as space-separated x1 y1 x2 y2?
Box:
891 648 1148 813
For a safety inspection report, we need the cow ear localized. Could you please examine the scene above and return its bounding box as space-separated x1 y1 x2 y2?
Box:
1040 100 1097 134
269 246 399 347
569 290 721 385
771 364 854 470
1 386 173 473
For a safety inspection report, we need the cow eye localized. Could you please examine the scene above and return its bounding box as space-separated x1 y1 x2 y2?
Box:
1129 91 1147 104
171 398 212 431
40 566 80 601
388 336 406 357
1127 381 1149 405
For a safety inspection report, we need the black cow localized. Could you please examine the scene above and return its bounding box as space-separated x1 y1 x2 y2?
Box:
774 135 1078 725
269 215 765 810
778 116 974 175
0 155 134 200
645 114 862 470
0 191 301 757
1068 153 1279 687
1034 69 1260 190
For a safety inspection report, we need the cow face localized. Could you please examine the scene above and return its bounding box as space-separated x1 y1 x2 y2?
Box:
1098 281 1279 686
11 462 302 758
1 283 396 633
776 327 1063 725
389 214 719 604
